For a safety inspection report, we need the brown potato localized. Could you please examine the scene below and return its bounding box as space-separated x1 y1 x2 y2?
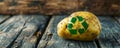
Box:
57 11 101 41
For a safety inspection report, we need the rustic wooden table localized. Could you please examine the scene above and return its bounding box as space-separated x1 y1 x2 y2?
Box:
0 15 120 48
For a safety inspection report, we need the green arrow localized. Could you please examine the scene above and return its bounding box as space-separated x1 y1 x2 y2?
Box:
77 16 83 21
67 16 88 35
68 29 77 34
67 23 73 29
70 17 77 24
78 28 85 34
82 21 88 30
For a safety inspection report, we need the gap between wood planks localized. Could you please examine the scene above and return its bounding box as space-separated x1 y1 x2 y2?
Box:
34 16 52 48
7 18 26 48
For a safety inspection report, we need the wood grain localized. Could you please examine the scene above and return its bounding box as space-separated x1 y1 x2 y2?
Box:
0 16 27 48
13 15 49 48
0 0 119 15
0 15 50 48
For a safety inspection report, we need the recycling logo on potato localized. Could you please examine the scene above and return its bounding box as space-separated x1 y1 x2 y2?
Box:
67 16 88 34
57 11 101 41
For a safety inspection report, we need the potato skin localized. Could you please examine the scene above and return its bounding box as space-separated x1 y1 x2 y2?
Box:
57 11 101 41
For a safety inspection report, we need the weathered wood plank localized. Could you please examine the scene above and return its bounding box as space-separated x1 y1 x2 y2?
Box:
0 15 10 24
11 15 50 48
0 16 27 48
38 15 98 48
97 16 120 48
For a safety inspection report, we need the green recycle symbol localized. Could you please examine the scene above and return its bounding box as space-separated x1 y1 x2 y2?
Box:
67 16 88 34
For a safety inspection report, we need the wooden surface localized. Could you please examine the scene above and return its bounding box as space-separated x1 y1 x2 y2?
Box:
0 15 120 48
0 0 120 15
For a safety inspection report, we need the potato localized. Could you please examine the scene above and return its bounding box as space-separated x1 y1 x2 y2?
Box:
57 11 101 41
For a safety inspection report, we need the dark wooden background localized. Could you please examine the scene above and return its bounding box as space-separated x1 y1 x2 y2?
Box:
0 0 120 15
